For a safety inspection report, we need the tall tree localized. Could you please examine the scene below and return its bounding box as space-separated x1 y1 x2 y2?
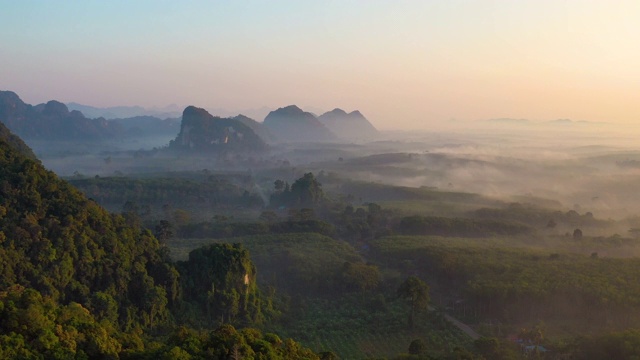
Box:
154 220 173 243
290 172 323 207
397 276 430 328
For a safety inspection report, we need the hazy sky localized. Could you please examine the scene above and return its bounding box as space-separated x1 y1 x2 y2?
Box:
2 1 639 129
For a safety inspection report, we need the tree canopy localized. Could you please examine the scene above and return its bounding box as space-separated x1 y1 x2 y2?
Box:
397 276 430 328
270 172 325 208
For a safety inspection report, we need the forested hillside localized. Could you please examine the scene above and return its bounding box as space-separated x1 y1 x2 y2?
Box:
0 122 320 359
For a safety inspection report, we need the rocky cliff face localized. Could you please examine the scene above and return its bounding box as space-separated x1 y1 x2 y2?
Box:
318 108 378 141
263 105 337 143
170 106 267 152
233 114 276 144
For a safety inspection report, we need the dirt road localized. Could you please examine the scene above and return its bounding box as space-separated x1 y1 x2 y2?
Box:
429 306 481 340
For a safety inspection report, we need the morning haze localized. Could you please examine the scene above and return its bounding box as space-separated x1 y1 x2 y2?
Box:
2 1 640 359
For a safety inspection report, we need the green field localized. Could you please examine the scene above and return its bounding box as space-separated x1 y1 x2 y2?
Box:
168 233 476 359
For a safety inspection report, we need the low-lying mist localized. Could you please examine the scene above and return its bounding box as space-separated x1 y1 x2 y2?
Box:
310 123 640 224
32 120 640 226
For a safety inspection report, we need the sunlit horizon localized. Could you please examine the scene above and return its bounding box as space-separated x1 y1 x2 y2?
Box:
2 0 639 130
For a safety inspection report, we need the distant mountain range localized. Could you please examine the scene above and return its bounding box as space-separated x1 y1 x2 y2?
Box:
319 108 378 140
67 102 183 119
1 90 378 146
0 91 124 140
65 100 380 143
108 115 181 137
0 91 183 141
262 105 378 143
67 102 275 123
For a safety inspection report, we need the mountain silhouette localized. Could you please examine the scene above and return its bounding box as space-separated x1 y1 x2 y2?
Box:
0 90 124 140
169 106 267 152
263 105 336 143
318 108 378 140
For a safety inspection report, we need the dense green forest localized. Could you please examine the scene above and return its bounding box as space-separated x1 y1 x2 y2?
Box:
370 236 640 327
67 168 640 358
0 127 321 359
69 175 264 210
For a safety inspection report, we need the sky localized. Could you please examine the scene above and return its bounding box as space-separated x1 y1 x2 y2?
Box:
1 0 639 130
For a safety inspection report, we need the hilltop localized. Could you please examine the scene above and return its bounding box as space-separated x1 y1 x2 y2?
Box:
319 108 379 140
169 106 267 152
263 105 337 143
